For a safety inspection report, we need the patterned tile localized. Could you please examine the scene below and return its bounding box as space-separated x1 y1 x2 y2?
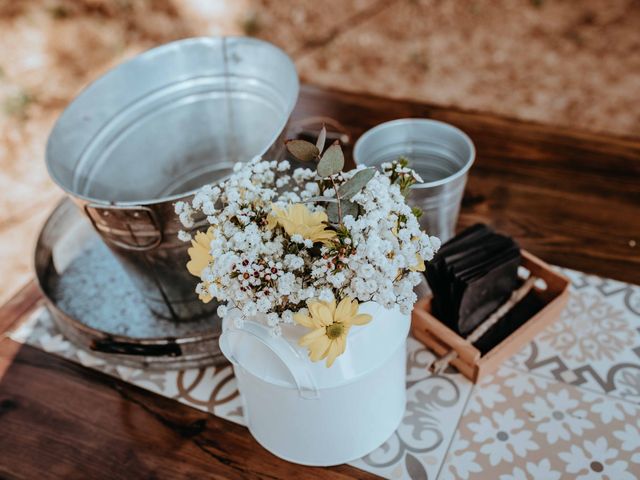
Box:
9 264 640 479
439 365 640 480
11 308 247 425
506 268 640 403
11 309 471 480
352 338 473 479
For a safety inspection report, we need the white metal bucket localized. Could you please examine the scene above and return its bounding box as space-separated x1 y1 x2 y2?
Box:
219 303 410 466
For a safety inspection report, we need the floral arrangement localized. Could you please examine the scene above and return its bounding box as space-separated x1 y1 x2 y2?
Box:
176 130 440 367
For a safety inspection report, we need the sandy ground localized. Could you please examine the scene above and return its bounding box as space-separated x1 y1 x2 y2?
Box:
252 0 640 137
0 0 638 303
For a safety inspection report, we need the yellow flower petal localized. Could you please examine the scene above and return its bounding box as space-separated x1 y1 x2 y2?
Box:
293 312 316 329
187 249 210 276
199 289 213 304
316 303 335 327
295 297 373 367
268 203 337 243
350 298 359 316
334 297 354 324
308 300 334 327
325 341 341 367
410 253 425 272
196 280 214 304
266 214 278 230
186 228 215 278
290 204 306 223
299 328 326 347
349 313 372 326
325 299 337 315
308 336 331 362
336 335 347 355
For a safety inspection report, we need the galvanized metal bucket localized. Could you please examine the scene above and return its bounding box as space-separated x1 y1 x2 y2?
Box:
353 119 475 242
46 36 299 322
35 198 223 369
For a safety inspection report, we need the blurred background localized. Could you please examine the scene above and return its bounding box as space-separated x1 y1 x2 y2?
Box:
0 0 638 304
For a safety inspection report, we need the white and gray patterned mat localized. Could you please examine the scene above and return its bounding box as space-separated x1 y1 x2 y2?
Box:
10 268 640 479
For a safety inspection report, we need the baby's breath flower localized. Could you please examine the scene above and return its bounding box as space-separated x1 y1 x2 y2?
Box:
179 156 438 337
277 160 290 171
174 201 186 214
177 230 192 242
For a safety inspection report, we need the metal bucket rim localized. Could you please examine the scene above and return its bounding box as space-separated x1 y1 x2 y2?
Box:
33 198 220 346
45 36 299 207
353 118 476 189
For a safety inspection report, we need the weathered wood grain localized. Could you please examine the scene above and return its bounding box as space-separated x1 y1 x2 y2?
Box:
294 85 640 284
0 343 378 480
0 280 40 334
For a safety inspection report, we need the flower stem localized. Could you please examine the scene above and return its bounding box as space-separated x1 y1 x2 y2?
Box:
328 174 343 224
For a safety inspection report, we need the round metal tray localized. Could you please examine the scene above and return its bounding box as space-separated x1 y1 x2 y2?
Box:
35 198 225 370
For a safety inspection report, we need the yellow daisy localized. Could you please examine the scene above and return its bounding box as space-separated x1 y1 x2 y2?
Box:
294 297 372 367
410 253 425 272
187 227 215 303
186 227 215 277
391 226 425 272
267 203 337 244
196 282 213 304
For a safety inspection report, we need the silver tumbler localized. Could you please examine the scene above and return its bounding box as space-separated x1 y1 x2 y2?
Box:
353 119 475 242
46 37 299 322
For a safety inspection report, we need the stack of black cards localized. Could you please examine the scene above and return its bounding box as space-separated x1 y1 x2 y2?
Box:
425 224 522 338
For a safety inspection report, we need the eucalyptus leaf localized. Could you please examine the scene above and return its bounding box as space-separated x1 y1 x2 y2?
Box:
342 200 360 219
301 196 339 204
285 139 319 162
317 142 344 178
327 203 340 224
316 125 327 153
338 168 375 200
327 200 359 223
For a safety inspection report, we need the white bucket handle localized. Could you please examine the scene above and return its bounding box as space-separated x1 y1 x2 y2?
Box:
219 320 319 400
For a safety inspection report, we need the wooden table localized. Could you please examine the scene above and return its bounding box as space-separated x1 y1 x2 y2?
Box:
1 85 639 479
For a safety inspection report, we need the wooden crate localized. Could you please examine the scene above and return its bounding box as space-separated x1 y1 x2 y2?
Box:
411 250 570 383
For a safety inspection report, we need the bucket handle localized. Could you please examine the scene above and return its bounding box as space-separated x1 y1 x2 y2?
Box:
289 116 351 146
84 204 163 251
219 320 319 400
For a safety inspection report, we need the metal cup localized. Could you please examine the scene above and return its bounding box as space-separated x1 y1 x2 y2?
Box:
46 37 299 322
353 119 475 242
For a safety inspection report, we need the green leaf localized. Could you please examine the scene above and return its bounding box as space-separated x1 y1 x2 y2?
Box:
285 139 319 162
338 168 375 200
327 200 359 223
342 200 360 219
317 142 344 178
327 204 340 224
316 125 327 153
301 196 338 204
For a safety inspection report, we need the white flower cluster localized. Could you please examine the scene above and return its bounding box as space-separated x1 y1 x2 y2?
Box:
179 157 439 334
341 173 440 313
